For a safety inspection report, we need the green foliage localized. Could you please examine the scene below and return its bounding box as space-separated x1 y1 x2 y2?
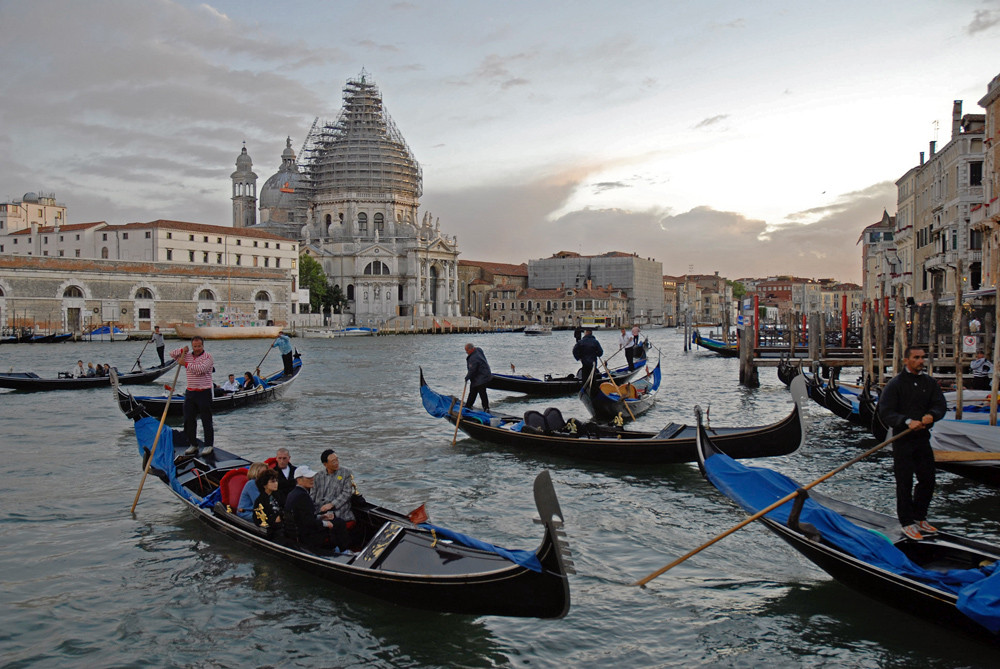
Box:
728 280 747 301
298 254 330 312
329 284 347 314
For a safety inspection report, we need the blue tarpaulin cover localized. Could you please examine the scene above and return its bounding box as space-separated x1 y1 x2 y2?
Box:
420 381 492 425
134 417 200 504
703 449 1000 633
419 523 543 573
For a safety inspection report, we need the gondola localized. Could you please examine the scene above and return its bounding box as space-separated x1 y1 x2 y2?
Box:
692 330 738 357
694 415 1000 641
824 374 871 428
114 354 302 417
931 420 1000 487
579 358 661 422
776 357 800 386
420 370 806 464
124 398 572 618
0 360 178 391
486 352 648 397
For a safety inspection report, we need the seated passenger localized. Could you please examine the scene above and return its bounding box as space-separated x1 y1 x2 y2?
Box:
221 373 241 393
252 468 283 528
86 362 97 377
237 462 269 520
283 466 350 551
242 370 266 390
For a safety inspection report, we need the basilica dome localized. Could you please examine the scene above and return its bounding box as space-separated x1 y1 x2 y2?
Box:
259 137 308 212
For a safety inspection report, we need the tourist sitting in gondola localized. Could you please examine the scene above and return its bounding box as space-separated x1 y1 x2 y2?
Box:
73 360 86 378
283 465 351 553
311 449 357 539
236 462 269 521
86 362 97 377
241 371 266 390
252 468 283 529
220 373 241 393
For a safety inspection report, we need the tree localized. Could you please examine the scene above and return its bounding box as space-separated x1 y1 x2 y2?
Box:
329 284 347 314
728 279 747 302
298 254 330 313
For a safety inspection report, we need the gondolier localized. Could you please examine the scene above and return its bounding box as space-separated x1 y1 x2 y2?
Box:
273 330 294 376
573 328 603 382
171 336 215 458
464 343 492 412
877 345 947 540
152 326 165 366
971 350 993 391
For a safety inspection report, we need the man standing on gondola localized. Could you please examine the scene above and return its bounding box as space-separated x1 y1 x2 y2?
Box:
152 325 165 366
272 330 294 376
171 336 215 458
877 345 947 541
573 328 604 383
464 342 492 413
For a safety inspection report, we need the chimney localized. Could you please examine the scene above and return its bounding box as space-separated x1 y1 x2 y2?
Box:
929 141 936 157
586 279 592 290
919 151 925 165
952 100 962 139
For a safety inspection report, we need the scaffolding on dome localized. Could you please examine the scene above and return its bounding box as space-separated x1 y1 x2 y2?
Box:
299 72 422 200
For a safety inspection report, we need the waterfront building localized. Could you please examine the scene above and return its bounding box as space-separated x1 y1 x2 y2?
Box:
458 260 528 322
488 282 628 329
235 72 465 326
671 273 732 326
528 251 664 325
661 276 679 327
859 211 897 303
971 72 1000 296
0 192 67 234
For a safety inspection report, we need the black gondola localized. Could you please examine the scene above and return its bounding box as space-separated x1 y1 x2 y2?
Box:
421 370 805 464
579 359 661 422
692 330 738 357
125 398 572 618
694 414 1000 642
0 360 178 391
486 354 648 397
824 374 870 428
776 356 800 386
114 354 302 417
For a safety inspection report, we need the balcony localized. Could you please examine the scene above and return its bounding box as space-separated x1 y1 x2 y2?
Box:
923 250 956 272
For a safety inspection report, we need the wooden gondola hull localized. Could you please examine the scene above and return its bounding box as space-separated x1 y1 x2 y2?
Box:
692 332 739 357
0 360 178 391
579 361 661 422
134 426 571 618
486 361 646 397
116 356 301 417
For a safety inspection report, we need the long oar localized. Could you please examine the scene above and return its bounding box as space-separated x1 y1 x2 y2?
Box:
254 337 278 376
632 427 915 587
130 337 151 372
130 361 184 513
600 358 636 421
452 381 469 446
934 450 1000 462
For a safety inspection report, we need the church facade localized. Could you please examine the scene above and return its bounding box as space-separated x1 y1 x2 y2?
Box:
231 72 463 323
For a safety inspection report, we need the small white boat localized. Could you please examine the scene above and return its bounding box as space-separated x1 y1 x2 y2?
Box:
82 326 130 342
305 326 378 338
524 324 552 336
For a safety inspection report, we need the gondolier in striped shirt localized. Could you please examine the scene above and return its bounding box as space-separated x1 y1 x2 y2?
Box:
171 336 215 457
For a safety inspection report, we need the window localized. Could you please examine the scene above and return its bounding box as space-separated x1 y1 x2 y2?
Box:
44 236 48 244
255 291 270 301
166 232 172 239
135 288 154 299
198 289 216 300
276 258 281 268
102 233 108 241
75 249 80 257
75 235 80 241
235 254 241 266
264 242 269 248
264 257 269 267
217 237 222 243
63 285 84 298
358 212 368 232
122 232 128 240
253 240 258 247
971 161 983 187
236 239 241 246
216 253 222 264
203 236 208 242
166 249 173 260
101 247 109 259
276 243 280 249
189 234 194 241
138 308 151 319
363 261 390 275
59 235 63 241
145 231 151 238
43 250 48 256
188 250 195 262
203 251 209 263
58 250 64 257
374 213 384 231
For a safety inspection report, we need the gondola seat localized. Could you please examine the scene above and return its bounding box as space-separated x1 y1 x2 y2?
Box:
523 410 546 434
219 468 249 510
543 407 567 433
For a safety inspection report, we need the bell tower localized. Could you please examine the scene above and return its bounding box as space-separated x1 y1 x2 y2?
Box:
231 143 258 228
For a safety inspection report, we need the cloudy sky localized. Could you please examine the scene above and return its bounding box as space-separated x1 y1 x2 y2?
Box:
2 1 999 283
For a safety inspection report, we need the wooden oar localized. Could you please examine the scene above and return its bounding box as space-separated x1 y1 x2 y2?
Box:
934 450 1000 462
452 381 469 446
130 361 184 513
130 337 151 372
632 427 915 587
600 358 636 421
254 337 279 376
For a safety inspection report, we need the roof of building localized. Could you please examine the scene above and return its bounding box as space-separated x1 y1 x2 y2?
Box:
504 286 627 300
7 221 107 235
119 220 294 243
459 259 528 276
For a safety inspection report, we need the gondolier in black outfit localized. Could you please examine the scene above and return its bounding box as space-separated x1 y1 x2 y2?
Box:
877 345 947 541
464 343 492 412
573 328 604 383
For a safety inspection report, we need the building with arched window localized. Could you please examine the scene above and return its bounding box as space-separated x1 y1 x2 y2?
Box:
233 71 465 324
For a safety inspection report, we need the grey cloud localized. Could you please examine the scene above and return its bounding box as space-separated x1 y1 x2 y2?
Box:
695 115 729 129
592 182 630 193
967 9 1000 34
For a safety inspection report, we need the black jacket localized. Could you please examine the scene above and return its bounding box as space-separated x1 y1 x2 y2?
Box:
573 334 604 366
284 486 326 546
465 347 492 387
877 369 947 440
274 464 297 505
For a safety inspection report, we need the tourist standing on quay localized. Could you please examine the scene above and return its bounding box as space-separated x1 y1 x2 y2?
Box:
152 326 165 366
171 336 215 457
464 343 492 413
877 345 947 541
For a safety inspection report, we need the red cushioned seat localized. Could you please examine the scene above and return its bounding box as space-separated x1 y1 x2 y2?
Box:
219 468 249 508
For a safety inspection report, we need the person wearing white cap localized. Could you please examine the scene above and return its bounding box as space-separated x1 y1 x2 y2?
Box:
283 464 350 552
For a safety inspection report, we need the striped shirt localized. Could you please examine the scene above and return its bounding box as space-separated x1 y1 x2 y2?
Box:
170 347 215 390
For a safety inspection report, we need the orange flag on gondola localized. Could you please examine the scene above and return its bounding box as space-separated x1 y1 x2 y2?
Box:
408 504 428 524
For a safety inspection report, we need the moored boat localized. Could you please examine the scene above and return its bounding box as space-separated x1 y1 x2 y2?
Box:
126 404 572 618
421 370 805 464
579 358 661 422
83 325 130 341
524 324 552 336
486 355 648 397
113 354 302 417
693 416 1000 641
692 330 738 357
0 360 177 391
